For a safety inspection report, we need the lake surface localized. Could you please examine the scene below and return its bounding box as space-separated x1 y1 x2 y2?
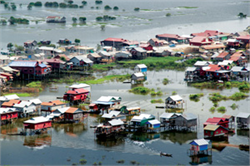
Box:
1 0 250 165
1 69 250 165
0 0 250 48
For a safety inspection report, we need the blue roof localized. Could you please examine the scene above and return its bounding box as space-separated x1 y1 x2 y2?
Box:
9 61 37 67
39 63 47 67
93 101 114 105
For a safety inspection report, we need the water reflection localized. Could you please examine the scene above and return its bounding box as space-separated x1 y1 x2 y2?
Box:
23 134 51 150
129 133 160 142
237 129 250 137
160 131 197 145
189 155 212 165
53 123 87 137
95 137 125 147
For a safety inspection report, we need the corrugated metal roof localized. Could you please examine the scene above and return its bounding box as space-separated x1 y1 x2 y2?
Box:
0 108 16 114
133 72 144 77
204 124 219 131
190 139 209 146
160 113 175 119
29 98 42 105
5 94 20 100
9 61 37 67
182 113 197 120
237 112 250 118
53 107 70 114
185 67 197 72
24 116 50 124
194 61 211 66
108 119 124 126
102 111 120 119
14 101 33 108
136 64 147 69
231 66 243 72
170 95 183 101
147 119 160 125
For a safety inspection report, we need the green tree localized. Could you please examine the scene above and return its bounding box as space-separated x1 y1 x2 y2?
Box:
34 1 42 7
27 5 32 10
82 1 87 5
14 44 24 51
96 16 103 21
7 42 13 50
101 24 105 31
75 38 81 44
0 19 7 25
79 17 86 22
72 17 77 23
0 1 6 4
166 13 171 17
60 56 66 61
4 2 8 8
8 16 16 25
104 5 111 10
68 0 74 4
113 6 119 10
95 0 103 5
134 7 140 11
59 3 67 8
11 3 16 10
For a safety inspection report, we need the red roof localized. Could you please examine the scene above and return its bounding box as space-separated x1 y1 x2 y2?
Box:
54 54 70 61
41 100 65 106
217 51 229 58
236 35 250 40
213 117 227 121
65 107 78 114
191 30 223 37
66 88 88 94
156 33 181 39
206 64 222 72
103 38 127 42
229 56 241 61
189 36 211 43
204 118 223 125
43 59 65 64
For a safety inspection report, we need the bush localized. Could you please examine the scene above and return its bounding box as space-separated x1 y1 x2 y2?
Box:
129 86 151 95
189 93 204 102
151 99 164 103
95 0 103 5
166 13 171 17
230 103 238 110
79 17 86 22
96 16 103 21
82 1 87 5
172 91 177 95
162 78 169 85
209 107 216 113
217 106 226 113
229 92 248 101
134 7 140 11
209 93 227 102
113 6 119 10
104 5 112 10
239 83 250 91
225 82 231 88
79 159 87 165
116 160 125 163
34 1 42 7
59 2 67 8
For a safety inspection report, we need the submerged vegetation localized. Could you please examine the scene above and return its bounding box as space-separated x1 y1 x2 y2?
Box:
209 92 248 102
189 93 204 102
129 86 151 95
3 93 31 97
151 99 164 103
26 81 43 91
162 78 169 85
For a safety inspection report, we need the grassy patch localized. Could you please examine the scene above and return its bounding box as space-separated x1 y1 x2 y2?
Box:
229 92 248 101
209 106 216 113
178 6 198 9
151 99 164 103
209 92 248 102
217 106 226 113
3 93 31 97
189 93 204 102
129 86 151 95
26 81 43 91
230 103 238 110
208 93 227 102
82 74 130 84
92 63 116 71
162 78 169 85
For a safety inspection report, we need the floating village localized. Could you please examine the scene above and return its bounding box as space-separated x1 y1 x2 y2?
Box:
1 25 250 165
0 0 250 165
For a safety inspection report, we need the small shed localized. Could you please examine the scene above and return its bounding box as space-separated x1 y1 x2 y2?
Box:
203 124 228 138
237 112 250 129
64 107 84 122
146 119 161 129
165 95 184 108
130 114 155 127
134 64 147 73
13 101 36 117
175 113 197 128
160 113 179 127
131 72 145 81
23 116 51 130
189 139 211 156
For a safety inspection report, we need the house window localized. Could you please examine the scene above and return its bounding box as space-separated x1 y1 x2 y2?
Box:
216 131 218 134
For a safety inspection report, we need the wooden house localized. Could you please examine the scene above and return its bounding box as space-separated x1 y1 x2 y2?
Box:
47 107 68 121
69 56 93 67
189 36 212 46
63 88 89 104
148 38 165 47
146 119 161 132
28 99 42 114
156 33 186 43
41 100 67 116
134 64 147 74
165 95 184 108
0 108 18 125
23 116 51 132
140 44 153 51
236 35 250 46
69 83 91 92
0 94 20 105
131 72 145 82
98 51 112 61
237 112 250 129
65 46 94 54
1 99 20 108
199 45 226 53
95 119 125 139
64 107 84 122
115 51 132 60
227 39 240 47
175 113 197 129
54 54 70 61
8 61 51 77
38 46 63 58
13 101 36 117
203 124 228 138
88 103 99 113
87 53 102 63
130 114 155 128
203 117 229 128
0 55 10 65
126 107 141 115
93 96 122 112
130 47 147 59
160 113 179 128
100 38 128 50
189 139 212 156
101 111 125 122
24 40 37 50
214 51 230 62
42 59 66 71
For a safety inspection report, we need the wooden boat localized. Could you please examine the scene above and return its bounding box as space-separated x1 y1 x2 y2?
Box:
239 144 249 151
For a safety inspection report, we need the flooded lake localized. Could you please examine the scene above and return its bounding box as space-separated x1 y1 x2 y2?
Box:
1 69 249 165
1 0 250 165
0 0 250 48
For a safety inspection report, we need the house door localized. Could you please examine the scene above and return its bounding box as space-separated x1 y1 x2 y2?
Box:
210 131 213 137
